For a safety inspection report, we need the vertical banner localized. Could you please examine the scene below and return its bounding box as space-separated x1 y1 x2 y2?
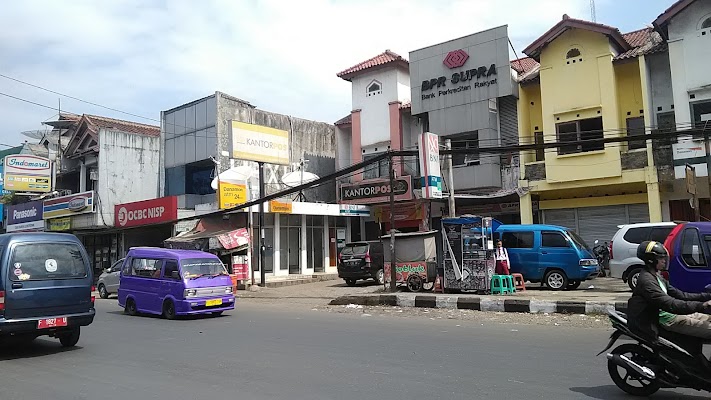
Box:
418 132 442 199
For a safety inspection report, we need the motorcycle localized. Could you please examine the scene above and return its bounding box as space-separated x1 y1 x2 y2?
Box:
599 310 711 396
593 240 610 277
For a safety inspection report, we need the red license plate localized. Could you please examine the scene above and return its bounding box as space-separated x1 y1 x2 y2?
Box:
37 317 68 329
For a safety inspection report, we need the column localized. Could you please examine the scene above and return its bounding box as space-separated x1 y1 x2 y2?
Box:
301 215 309 275
351 110 363 181
274 214 285 276
647 182 663 223
345 217 352 242
359 218 366 241
323 216 331 273
389 101 403 175
520 193 534 224
79 161 87 192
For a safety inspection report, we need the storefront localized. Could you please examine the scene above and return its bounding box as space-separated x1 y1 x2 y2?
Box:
542 203 650 245
115 196 179 250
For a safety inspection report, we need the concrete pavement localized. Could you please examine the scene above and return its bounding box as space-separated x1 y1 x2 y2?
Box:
0 299 703 400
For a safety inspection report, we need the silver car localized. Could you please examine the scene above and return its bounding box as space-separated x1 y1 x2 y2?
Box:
97 258 124 299
609 222 676 290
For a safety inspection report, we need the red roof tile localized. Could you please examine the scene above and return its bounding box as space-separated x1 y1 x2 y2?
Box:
84 114 160 137
614 28 666 61
511 57 539 74
334 114 352 126
337 50 409 81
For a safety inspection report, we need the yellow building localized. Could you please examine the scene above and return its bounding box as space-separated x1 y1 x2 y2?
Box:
517 15 666 244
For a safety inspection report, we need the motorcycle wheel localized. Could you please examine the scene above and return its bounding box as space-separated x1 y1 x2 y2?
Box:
608 343 660 397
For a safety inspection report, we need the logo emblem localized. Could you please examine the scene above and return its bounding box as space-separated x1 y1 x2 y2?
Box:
68 197 87 212
443 49 469 69
118 207 128 227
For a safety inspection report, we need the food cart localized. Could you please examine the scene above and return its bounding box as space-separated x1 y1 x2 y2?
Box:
382 231 438 292
441 216 501 293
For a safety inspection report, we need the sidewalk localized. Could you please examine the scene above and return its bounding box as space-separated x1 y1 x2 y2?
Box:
239 277 633 314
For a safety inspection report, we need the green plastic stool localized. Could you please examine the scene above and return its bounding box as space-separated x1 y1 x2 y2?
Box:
491 275 515 295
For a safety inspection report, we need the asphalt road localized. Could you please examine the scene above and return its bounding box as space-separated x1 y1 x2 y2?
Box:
0 299 706 400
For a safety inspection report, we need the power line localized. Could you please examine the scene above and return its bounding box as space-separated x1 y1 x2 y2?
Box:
0 91 59 111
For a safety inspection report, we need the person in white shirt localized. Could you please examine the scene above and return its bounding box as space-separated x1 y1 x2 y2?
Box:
494 240 510 275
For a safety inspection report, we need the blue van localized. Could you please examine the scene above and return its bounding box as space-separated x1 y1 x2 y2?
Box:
495 225 599 290
0 233 95 346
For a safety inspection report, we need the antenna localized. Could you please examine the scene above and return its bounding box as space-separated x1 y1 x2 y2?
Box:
590 0 596 22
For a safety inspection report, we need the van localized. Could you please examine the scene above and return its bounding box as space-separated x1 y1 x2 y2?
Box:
337 241 385 286
0 233 95 347
663 222 711 293
118 248 235 319
495 225 599 290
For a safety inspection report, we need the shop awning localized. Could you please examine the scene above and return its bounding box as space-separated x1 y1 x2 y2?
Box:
164 214 248 252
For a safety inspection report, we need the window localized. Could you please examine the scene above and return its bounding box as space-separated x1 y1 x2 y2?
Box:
566 48 582 64
164 260 180 280
681 229 707 268
130 258 163 278
649 227 674 243
701 17 711 30
180 258 227 279
450 132 479 167
10 243 87 281
692 101 711 129
623 227 651 244
534 131 545 162
556 117 604 155
363 153 389 180
626 117 646 150
542 232 569 248
502 232 534 249
657 112 676 132
185 160 216 195
367 80 382 97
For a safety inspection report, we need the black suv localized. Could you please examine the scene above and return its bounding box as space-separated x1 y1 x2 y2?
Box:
337 242 385 286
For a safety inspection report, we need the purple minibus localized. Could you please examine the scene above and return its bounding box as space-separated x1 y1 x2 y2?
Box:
118 247 234 319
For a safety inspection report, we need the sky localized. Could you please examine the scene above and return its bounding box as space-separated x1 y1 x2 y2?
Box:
0 0 677 147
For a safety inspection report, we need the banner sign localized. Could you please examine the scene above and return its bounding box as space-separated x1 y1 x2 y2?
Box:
418 132 442 199
48 217 71 232
230 121 290 165
43 191 95 219
217 228 250 250
339 176 413 204
219 182 247 209
4 155 52 193
115 196 178 228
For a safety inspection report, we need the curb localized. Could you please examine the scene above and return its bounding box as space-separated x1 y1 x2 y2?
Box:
329 294 627 315
245 274 339 289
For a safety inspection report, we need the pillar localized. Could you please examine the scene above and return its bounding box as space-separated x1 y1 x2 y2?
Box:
351 110 363 181
647 182 663 223
273 214 285 276
323 215 330 273
301 214 308 275
520 193 534 224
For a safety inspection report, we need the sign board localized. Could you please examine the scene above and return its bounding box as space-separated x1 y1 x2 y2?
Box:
269 200 293 214
6 200 45 232
217 228 250 250
115 196 178 228
43 191 95 219
409 25 513 115
218 182 247 209
338 204 370 216
339 176 413 204
48 217 71 232
418 132 442 199
686 165 697 195
3 155 52 193
673 139 707 178
230 121 290 165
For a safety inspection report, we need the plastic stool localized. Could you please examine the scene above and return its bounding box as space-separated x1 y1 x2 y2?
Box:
491 275 514 295
504 275 515 293
511 273 526 292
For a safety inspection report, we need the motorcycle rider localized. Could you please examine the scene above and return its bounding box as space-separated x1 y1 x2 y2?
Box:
628 240 711 340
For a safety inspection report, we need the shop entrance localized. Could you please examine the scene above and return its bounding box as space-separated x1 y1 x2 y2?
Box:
280 215 302 274
307 216 324 273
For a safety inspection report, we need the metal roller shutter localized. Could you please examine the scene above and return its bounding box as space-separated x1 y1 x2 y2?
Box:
577 206 627 245
627 204 650 224
543 209 576 230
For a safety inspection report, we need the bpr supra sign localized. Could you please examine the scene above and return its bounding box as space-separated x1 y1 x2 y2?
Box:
339 176 413 204
4 155 52 193
115 196 178 228
230 121 290 165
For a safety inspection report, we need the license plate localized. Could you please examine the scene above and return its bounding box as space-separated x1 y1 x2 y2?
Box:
205 299 223 307
37 317 68 329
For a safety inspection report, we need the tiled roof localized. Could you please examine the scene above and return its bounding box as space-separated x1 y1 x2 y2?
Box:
84 114 160 137
614 28 667 61
337 50 409 81
511 57 539 74
334 114 351 126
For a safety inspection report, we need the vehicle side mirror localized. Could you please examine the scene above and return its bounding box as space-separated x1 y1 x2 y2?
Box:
104 268 111 273
594 240 599 245
171 271 180 279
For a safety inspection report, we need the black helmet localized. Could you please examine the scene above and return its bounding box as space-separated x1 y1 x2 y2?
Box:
637 240 668 267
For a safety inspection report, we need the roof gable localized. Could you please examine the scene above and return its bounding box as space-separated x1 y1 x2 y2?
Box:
653 0 696 39
337 50 409 81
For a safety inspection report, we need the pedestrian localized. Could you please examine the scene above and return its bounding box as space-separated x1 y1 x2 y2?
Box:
494 239 510 275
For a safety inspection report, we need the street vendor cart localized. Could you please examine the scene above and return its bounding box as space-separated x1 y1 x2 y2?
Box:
382 231 438 292
441 216 501 293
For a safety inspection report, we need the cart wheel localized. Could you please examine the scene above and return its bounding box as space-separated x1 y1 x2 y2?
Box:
422 281 435 291
406 275 424 292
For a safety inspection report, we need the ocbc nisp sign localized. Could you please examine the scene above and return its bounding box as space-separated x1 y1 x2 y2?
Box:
115 196 178 228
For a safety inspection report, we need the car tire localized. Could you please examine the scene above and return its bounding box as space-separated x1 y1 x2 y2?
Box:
98 284 109 299
163 300 177 320
374 269 385 285
345 278 357 287
628 268 642 291
125 298 138 316
59 327 80 348
545 270 569 291
567 280 581 290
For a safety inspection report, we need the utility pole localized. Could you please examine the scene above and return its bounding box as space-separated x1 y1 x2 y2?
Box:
686 164 699 222
258 161 266 287
703 116 711 221
388 152 397 292
445 139 456 217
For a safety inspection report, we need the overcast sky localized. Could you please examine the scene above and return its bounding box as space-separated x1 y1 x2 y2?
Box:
0 0 675 147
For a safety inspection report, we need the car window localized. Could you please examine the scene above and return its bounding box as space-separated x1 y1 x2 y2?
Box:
111 259 124 272
567 230 590 250
650 227 674 243
180 258 227 278
163 260 180 280
501 232 534 249
681 229 707 268
342 245 368 255
10 243 87 281
130 258 164 278
623 227 652 244
541 232 570 248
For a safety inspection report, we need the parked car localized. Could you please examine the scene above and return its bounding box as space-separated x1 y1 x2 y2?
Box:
0 233 95 347
495 224 599 290
118 247 235 319
609 222 676 290
97 258 125 299
337 241 385 286
664 222 711 293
